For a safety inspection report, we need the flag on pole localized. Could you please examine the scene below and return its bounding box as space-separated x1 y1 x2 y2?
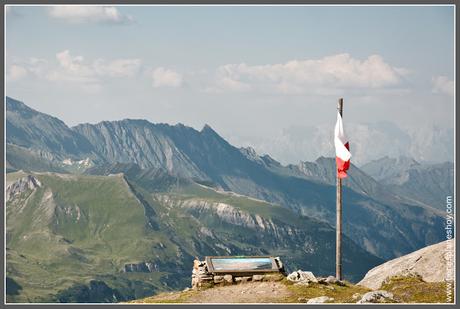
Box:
334 112 351 178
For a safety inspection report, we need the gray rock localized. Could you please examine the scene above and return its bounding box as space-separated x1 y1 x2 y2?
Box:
235 276 251 283
299 271 318 283
287 270 318 283
6 175 42 202
358 240 453 290
325 275 337 284
214 275 224 283
357 290 394 303
317 277 327 284
252 274 264 281
307 296 334 303
223 274 233 283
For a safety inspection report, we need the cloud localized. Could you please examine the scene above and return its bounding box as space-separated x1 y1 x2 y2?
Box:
46 50 141 86
152 67 183 88
94 59 141 77
48 6 133 24
432 76 454 96
6 58 48 82
49 50 98 83
8 51 141 93
7 65 28 81
209 54 409 94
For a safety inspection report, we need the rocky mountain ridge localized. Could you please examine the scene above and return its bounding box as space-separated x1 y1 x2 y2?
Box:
5 97 448 261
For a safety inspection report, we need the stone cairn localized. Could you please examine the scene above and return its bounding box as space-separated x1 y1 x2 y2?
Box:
191 259 214 289
191 257 285 289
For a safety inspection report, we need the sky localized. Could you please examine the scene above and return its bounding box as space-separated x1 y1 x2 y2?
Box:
5 5 455 164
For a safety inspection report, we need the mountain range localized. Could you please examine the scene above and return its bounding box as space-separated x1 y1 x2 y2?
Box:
5 96 452 302
230 121 454 166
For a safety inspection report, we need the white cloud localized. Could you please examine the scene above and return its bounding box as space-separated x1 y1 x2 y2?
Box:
7 58 48 82
432 76 454 96
94 59 141 77
8 51 141 93
49 50 98 83
47 50 141 83
152 67 183 88
7 65 28 81
210 54 408 94
48 6 133 24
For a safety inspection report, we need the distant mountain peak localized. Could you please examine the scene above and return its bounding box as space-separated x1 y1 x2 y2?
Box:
201 124 215 133
200 124 227 143
314 156 333 165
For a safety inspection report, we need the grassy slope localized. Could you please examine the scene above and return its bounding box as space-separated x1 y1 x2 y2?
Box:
6 171 381 303
6 172 178 302
131 277 453 304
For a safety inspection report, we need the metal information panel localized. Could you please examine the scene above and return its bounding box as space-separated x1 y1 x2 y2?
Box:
205 256 281 274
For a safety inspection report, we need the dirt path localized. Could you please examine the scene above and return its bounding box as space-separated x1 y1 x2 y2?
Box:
185 282 292 303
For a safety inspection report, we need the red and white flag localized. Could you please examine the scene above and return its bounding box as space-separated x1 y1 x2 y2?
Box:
334 112 351 178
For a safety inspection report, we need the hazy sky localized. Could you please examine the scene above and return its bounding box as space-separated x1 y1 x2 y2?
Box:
6 5 454 163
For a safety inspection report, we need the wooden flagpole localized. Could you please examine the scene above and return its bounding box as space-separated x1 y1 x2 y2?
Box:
336 98 343 281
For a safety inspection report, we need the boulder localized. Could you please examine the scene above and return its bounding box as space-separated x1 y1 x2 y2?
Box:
223 274 233 283
252 274 264 281
358 240 453 290
357 290 394 303
287 270 317 283
307 296 334 303
235 276 251 283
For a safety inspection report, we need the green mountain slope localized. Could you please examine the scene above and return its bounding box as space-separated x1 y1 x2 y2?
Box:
6 171 382 303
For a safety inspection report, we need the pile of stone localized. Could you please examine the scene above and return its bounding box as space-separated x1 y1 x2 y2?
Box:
191 258 285 289
191 259 214 289
287 270 318 286
287 270 347 288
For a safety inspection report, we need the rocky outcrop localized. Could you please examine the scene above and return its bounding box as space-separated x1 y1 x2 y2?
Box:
123 262 157 273
157 195 304 241
6 175 41 202
357 290 394 303
287 270 318 285
358 240 453 289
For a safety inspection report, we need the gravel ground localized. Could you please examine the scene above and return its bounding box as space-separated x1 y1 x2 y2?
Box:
185 281 292 303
